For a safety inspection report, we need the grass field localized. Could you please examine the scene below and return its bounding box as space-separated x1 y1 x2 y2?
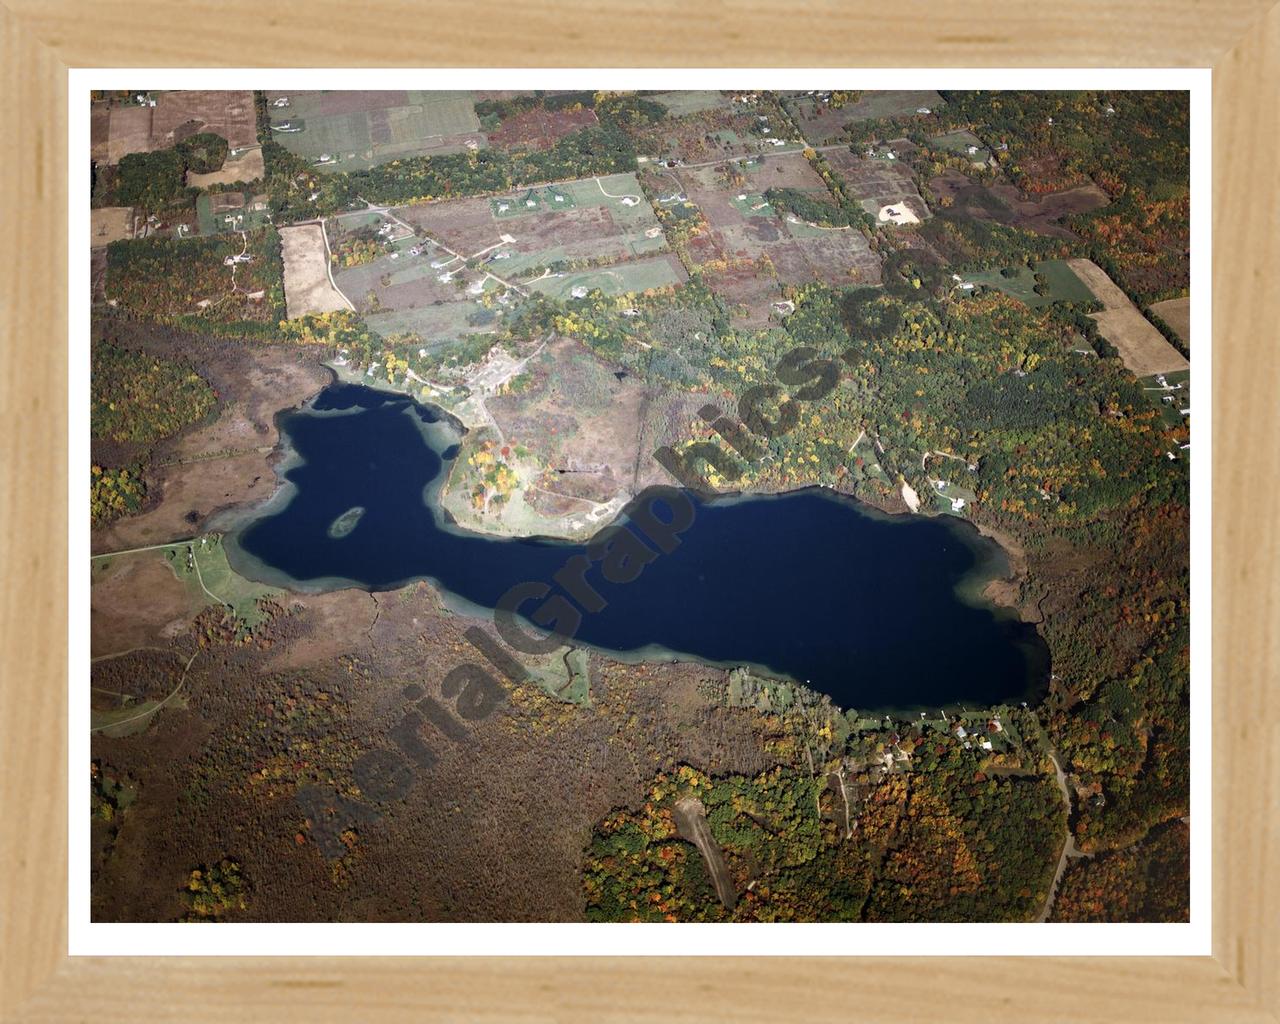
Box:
967 259 1096 308
648 91 728 116
163 534 278 630
930 129 991 163
265 90 484 172
730 192 775 217
525 647 592 705
365 302 498 344
526 254 686 300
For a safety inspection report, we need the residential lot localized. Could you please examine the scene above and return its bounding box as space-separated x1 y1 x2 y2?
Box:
331 173 677 342
264 90 486 171
1066 258 1190 377
824 148 931 223
196 191 271 236
394 172 668 280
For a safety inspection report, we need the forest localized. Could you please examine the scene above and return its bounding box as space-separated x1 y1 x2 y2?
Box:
99 131 232 214
104 228 286 324
91 341 218 444
583 731 1064 923
933 90 1190 303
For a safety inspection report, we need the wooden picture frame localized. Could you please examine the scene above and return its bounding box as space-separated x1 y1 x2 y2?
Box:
2 2 1276 1018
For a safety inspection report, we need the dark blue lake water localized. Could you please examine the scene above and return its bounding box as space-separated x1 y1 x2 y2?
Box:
225 383 1049 711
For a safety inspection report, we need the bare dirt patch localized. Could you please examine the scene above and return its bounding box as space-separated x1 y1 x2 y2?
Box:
187 146 265 188
1066 258 1190 377
280 224 351 318
150 90 258 151
103 92 258 165
91 207 134 248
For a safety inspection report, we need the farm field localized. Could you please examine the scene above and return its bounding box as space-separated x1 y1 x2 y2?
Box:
1150 296 1191 350
98 91 258 164
1067 258 1190 376
279 224 351 318
648 90 729 116
967 259 1096 308
784 90 944 144
264 90 486 172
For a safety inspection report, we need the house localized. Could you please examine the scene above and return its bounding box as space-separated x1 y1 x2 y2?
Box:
916 106 931 114
966 145 979 155
570 285 589 298
951 497 966 512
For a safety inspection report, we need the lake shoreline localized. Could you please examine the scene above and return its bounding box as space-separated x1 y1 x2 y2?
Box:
219 380 1051 713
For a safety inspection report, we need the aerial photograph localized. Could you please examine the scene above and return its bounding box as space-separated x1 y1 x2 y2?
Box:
88 87 1191 924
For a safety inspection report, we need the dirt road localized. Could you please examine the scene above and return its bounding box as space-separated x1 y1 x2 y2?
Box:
674 797 736 911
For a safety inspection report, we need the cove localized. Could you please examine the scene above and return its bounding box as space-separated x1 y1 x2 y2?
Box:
224 383 1050 712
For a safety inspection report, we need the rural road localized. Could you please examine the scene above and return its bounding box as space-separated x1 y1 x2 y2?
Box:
1038 750 1087 922
674 797 736 911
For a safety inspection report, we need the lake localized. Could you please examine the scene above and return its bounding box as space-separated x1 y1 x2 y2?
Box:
224 383 1049 711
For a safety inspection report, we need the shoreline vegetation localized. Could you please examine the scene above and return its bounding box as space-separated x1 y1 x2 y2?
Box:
218 380 1049 714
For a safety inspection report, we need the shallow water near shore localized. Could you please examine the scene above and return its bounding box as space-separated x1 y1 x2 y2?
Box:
223 382 1050 711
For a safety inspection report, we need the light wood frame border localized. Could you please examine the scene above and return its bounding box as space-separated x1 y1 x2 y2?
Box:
2 4 1277 1019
